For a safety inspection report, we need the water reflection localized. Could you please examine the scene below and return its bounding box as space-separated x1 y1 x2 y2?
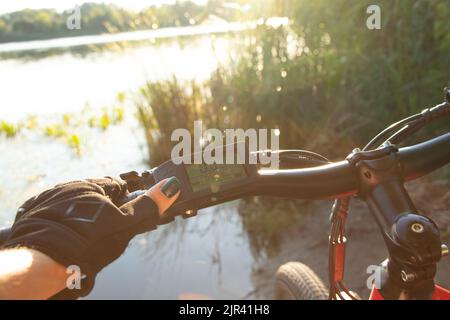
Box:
107 203 256 300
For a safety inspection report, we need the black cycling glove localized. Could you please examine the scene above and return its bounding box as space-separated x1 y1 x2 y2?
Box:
0 177 166 297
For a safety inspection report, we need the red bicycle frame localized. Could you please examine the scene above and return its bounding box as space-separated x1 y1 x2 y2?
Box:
370 285 450 300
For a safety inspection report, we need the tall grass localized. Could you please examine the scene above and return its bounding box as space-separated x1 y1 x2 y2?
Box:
136 77 226 166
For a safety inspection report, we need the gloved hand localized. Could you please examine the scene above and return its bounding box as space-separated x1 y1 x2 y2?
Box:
0 176 181 297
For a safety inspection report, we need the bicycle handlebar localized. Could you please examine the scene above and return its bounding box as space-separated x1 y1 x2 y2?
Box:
0 132 449 246
247 132 450 200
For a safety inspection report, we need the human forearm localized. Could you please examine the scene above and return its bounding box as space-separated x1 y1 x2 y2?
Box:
0 248 67 300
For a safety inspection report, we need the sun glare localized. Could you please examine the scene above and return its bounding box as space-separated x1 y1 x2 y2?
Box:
0 249 33 276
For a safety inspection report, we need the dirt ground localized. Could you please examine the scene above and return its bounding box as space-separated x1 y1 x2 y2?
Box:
251 177 450 299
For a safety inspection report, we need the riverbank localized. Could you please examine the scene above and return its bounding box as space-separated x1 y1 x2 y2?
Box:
0 21 256 54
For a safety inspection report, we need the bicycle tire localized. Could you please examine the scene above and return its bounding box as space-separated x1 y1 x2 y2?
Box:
274 261 329 300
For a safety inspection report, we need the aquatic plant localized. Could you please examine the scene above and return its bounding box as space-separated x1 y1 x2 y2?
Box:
44 124 66 138
0 120 19 138
67 134 81 155
100 110 111 130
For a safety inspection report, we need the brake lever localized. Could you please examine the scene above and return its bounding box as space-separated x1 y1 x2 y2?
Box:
116 169 157 207
120 169 155 192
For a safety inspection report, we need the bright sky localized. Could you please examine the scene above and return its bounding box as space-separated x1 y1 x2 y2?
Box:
0 0 208 15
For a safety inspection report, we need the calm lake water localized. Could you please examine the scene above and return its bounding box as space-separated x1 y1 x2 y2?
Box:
0 27 258 299
0 36 231 121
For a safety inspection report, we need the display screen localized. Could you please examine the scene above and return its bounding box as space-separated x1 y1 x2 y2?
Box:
185 164 247 193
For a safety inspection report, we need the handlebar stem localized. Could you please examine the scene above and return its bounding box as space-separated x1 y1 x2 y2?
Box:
353 146 443 299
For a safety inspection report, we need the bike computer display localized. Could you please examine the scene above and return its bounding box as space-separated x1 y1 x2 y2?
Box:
185 163 248 192
151 158 259 222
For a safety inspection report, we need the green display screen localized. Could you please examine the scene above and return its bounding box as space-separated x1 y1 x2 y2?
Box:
185 164 247 193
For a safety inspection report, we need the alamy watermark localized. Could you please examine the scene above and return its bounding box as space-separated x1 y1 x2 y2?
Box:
366 5 381 30
366 264 383 289
66 265 83 290
171 121 280 169
66 6 81 30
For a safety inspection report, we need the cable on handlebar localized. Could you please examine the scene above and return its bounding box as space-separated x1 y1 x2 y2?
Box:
363 113 422 151
384 103 450 146
364 89 450 151
254 149 330 169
